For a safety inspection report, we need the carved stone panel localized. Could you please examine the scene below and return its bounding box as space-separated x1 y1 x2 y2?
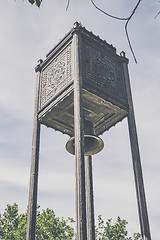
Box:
84 44 127 101
40 43 73 109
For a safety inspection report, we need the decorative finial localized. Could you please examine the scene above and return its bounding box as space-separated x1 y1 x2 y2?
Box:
73 22 82 29
120 51 126 57
35 59 43 72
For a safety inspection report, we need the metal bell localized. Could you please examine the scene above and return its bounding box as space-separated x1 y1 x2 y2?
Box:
66 120 104 156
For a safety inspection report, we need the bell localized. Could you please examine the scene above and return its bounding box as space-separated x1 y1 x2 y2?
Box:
66 120 104 156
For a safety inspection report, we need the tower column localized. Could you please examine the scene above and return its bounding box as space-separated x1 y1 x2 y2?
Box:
85 155 96 240
121 53 151 240
26 60 42 240
73 27 87 240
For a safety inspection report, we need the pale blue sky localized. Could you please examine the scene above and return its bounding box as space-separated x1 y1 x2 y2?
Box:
0 0 160 239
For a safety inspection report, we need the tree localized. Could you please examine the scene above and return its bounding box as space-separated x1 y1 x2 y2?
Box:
0 204 74 239
0 204 141 240
95 215 141 240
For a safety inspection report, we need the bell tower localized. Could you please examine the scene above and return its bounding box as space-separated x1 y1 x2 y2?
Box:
26 22 151 240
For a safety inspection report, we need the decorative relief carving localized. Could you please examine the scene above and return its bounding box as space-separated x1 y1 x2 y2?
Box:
85 44 127 100
40 44 72 108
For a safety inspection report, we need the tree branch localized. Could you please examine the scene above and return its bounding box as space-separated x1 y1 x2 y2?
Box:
90 0 128 20
66 0 71 11
90 0 143 63
155 11 160 19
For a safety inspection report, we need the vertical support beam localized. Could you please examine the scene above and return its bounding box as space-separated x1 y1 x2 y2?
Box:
85 156 96 240
121 52 151 240
26 60 42 240
73 23 87 240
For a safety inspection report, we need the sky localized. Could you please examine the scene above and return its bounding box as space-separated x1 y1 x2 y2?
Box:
0 0 160 239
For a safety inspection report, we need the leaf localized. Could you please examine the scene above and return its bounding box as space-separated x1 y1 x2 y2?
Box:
28 0 42 7
35 0 42 7
28 0 34 4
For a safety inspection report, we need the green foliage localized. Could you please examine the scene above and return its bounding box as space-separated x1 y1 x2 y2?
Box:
0 203 27 239
28 0 42 8
95 215 141 240
0 204 141 240
35 207 75 239
0 204 74 239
